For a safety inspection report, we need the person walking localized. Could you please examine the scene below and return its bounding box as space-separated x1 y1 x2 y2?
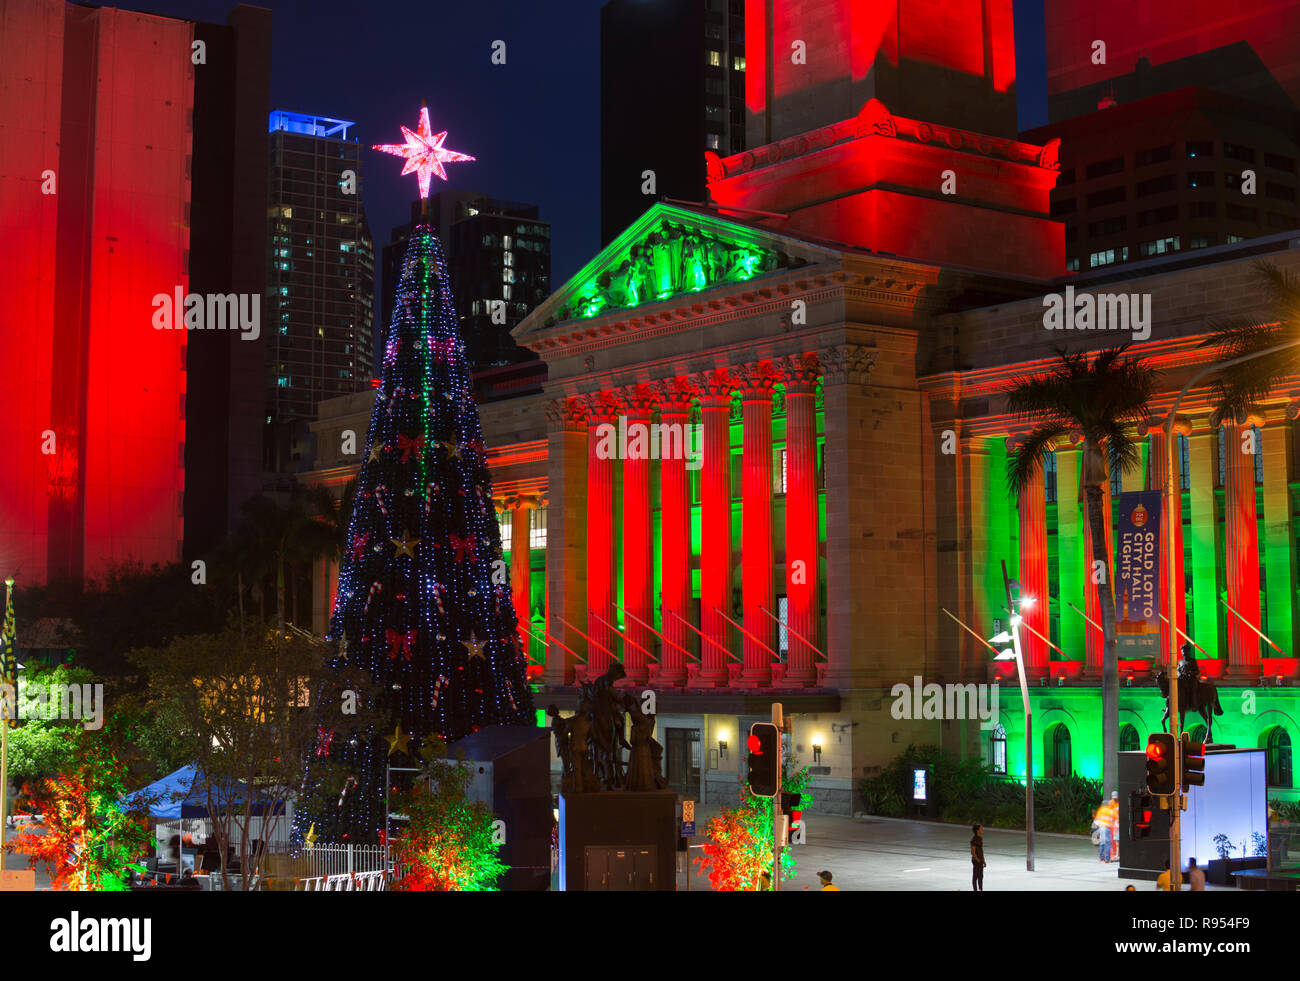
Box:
1094 792 1120 863
1187 858 1206 891
970 824 986 891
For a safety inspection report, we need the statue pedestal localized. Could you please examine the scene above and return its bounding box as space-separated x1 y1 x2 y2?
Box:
558 790 679 891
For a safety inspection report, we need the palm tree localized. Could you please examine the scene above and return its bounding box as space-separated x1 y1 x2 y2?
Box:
1004 346 1160 798
1202 260 1300 425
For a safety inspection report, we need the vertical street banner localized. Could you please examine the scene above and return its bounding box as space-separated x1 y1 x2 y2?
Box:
1116 491 1162 658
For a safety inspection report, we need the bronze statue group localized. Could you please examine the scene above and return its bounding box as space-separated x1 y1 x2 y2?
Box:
547 664 669 793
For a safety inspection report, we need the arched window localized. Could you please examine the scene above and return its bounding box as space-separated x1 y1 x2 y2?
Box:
1120 724 1139 753
989 723 1007 775
1046 723 1073 778
1265 726 1293 788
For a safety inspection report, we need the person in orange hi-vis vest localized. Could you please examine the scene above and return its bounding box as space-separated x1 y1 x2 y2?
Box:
1093 792 1120 863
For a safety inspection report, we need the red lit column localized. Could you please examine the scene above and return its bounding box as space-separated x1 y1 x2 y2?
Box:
1224 417 1264 677
622 386 656 685
656 377 696 686
738 362 779 688
782 354 820 686
1141 415 1191 661
586 392 622 676
693 370 734 687
1009 434 1049 678
510 495 535 649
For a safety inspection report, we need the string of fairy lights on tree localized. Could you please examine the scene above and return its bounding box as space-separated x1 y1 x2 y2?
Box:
292 105 534 846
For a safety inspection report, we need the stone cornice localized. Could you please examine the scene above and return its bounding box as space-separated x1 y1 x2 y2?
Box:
525 260 932 365
707 98 1060 185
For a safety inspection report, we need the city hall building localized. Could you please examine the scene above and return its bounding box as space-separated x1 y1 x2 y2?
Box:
309 0 1299 812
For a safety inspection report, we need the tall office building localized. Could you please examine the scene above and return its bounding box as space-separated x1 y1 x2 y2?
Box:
1026 9 1300 274
266 110 375 474
380 191 549 371
600 0 746 245
1044 0 1300 120
0 0 271 583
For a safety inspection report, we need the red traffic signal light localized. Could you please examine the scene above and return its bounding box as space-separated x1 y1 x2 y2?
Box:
1146 733 1176 796
746 723 780 798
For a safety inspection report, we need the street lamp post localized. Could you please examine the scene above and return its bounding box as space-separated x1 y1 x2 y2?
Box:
1161 336 1300 891
994 560 1034 872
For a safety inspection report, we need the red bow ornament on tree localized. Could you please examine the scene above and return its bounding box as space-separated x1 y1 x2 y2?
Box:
315 727 335 758
450 534 478 563
396 433 425 462
386 628 417 660
429 337 458 361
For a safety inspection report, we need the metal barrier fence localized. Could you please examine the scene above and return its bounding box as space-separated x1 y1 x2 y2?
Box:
262 843 392 880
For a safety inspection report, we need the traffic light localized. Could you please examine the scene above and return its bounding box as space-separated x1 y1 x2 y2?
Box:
779 791 803 843
1145 733 1176 796
1129 790 1154 841
1181 733 1206 788
746 723 780 797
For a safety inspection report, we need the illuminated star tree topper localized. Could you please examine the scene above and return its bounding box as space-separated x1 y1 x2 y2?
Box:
372 103 475 200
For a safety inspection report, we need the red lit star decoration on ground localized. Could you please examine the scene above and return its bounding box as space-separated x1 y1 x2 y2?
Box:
372 105 475 198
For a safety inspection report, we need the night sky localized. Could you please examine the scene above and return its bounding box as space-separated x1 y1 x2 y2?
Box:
129 0 1048 288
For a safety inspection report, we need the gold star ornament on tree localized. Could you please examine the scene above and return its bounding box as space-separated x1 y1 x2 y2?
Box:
463 632 487 660
386 724 412 757
390 530 419 558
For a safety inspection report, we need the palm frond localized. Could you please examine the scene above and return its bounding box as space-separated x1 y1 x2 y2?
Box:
1006 424 1069 497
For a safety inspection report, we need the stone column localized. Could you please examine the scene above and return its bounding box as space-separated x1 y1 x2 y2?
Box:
1263 410 1295 657
1187 424 1222 658
1224 416 1264 677
781 353 820 686
656 377 696 686
693 369 735 687
543 398 588 686
1079 435 1115 676
820 344 889 689
586 391 623 676
1054 442 1085 658
960 433 993 681
509 495 535 648
1008 434 1050 677
621 385 656 684
1140 414 1191 660
737 361 779 688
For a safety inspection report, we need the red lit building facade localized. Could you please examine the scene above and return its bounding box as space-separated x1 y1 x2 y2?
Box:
303 0 1298 808
0 0 270 583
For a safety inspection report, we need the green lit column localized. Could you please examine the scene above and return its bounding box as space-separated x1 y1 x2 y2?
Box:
985 437 1015 633
967 436 993 680
1262 411 1295 656
1187 423 1222 659
1055 442 1085 658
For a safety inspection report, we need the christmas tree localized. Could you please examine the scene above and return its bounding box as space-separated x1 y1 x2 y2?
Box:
292 107 534 845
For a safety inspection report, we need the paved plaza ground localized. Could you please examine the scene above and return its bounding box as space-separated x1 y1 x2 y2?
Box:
678 810 1233 891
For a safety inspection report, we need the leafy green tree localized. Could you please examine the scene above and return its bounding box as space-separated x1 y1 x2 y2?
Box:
389 741 507 891
9 716 155 890
695 756 812 890
5 662 98 785
1004 346 1159 797
129 621 381 889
